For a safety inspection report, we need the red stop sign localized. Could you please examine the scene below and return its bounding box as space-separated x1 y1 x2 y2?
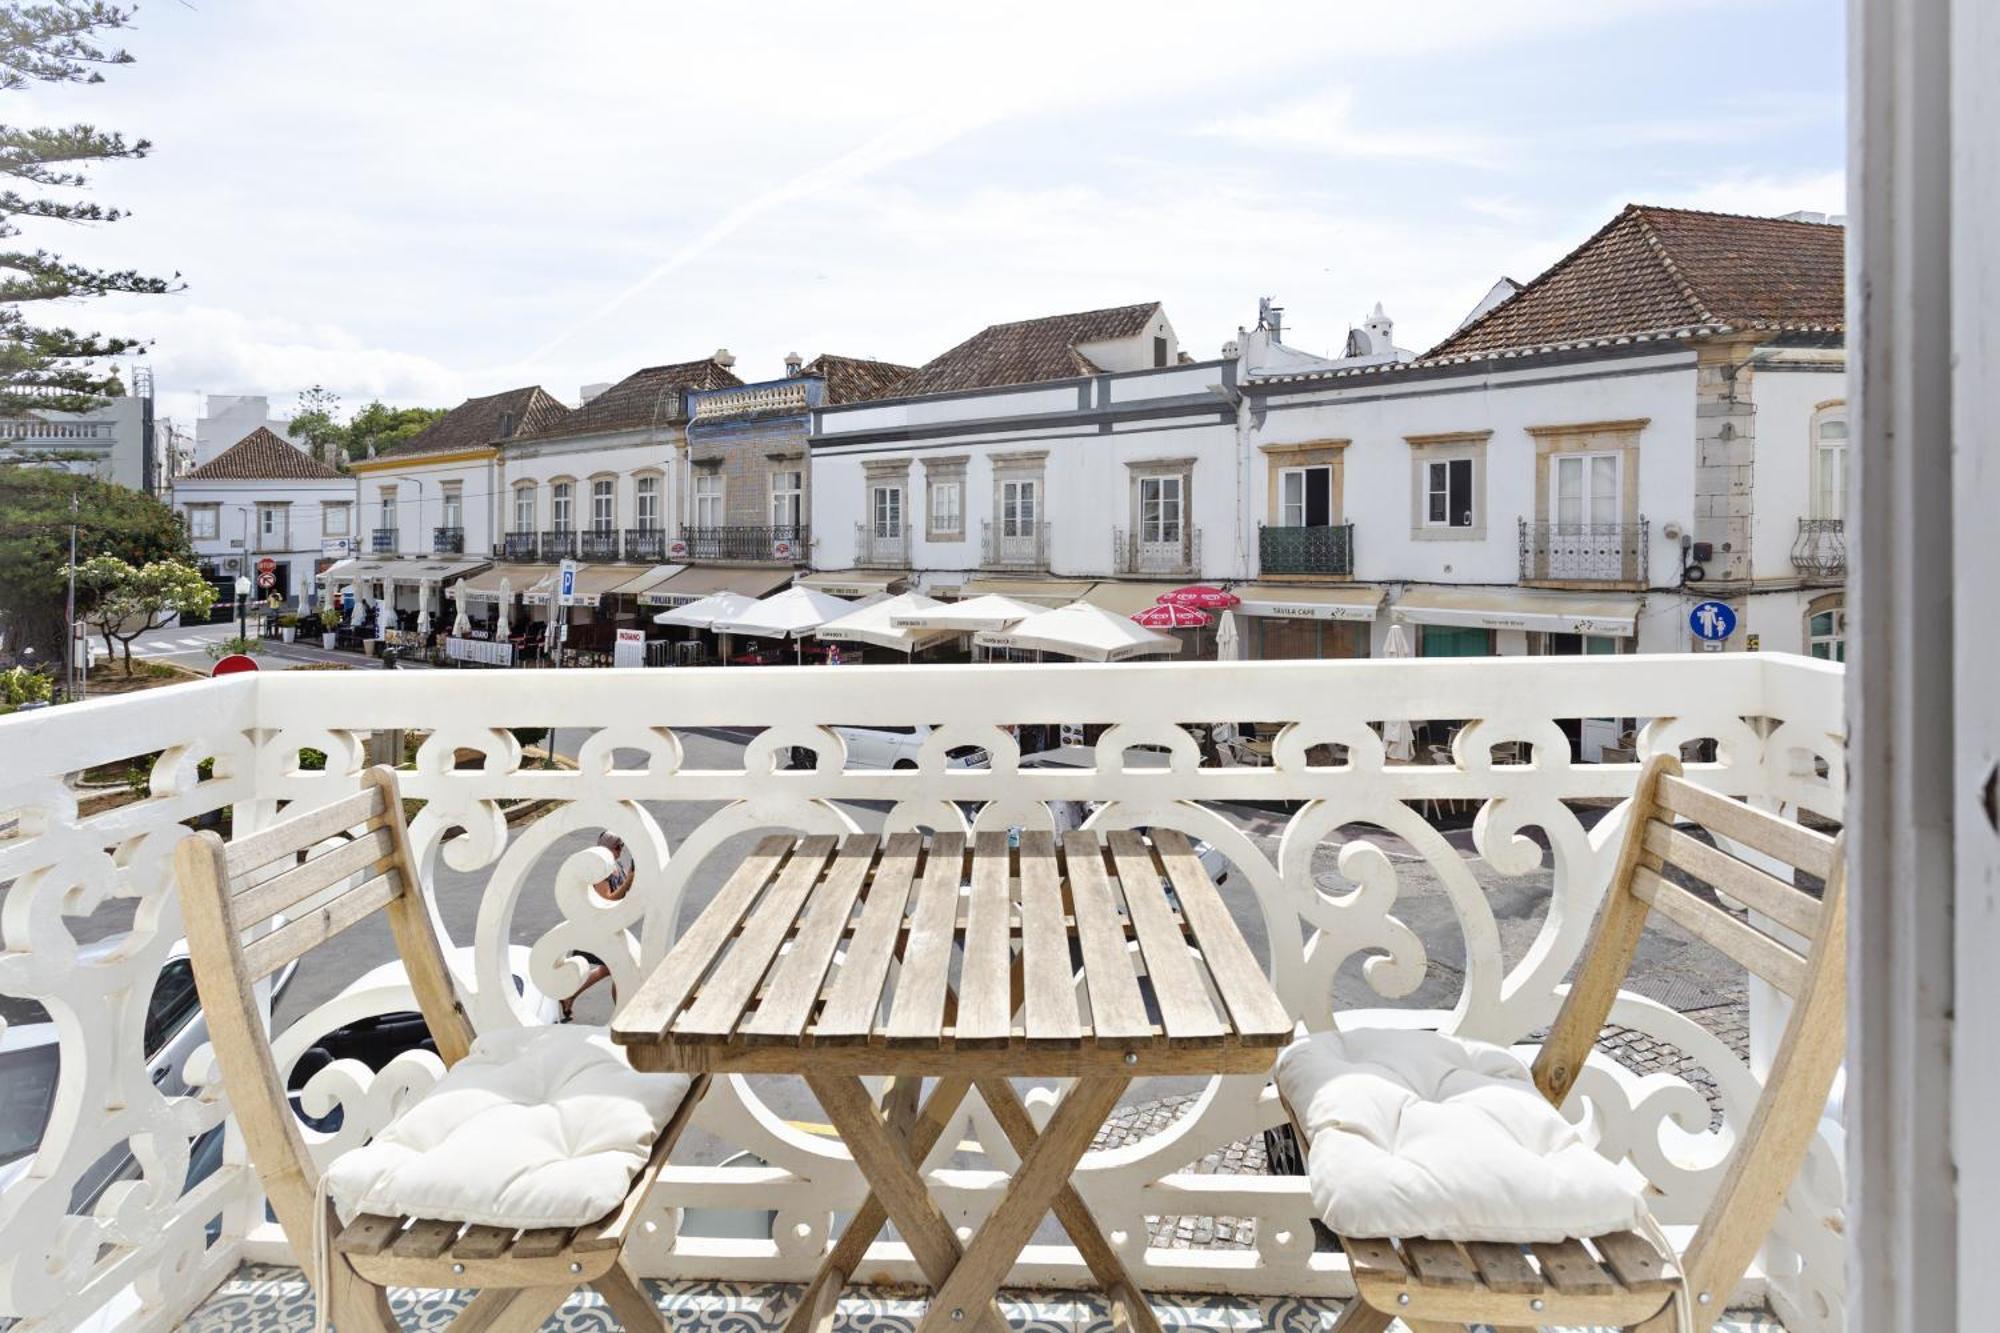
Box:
211 654 260 676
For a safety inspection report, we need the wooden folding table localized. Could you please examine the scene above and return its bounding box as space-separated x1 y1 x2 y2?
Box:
612 826 1293 1333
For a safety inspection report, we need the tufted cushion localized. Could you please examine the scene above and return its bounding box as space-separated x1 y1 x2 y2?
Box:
1275 1027 1649 1243
324 1025 692 1230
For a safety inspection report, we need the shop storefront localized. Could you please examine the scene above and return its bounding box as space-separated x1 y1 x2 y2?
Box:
1230 583 1384 660
1393 586 1640 659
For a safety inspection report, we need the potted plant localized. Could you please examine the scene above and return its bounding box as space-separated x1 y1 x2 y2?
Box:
318 605 341 649
277 613 298 644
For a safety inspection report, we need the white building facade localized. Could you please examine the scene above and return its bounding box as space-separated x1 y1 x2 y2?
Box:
192 394 299 471
171 427 351 607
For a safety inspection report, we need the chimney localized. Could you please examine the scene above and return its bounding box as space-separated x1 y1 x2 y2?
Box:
714 347 737 369
784 351 804 376
1258 296 1283 343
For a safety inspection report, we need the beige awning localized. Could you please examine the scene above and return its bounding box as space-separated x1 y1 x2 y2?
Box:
318 554 488 585
958 577 1098 607
1232 583 1387 623
604 564 687 598
1393 586 1640 636
453 563 552 602
641 563 797 607
798 570 907 598
1078 581 1193 616
522 564 634 607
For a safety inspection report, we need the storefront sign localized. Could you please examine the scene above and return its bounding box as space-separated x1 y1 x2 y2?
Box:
1235 597 1377 622
446 636 514 667
613 627 645 669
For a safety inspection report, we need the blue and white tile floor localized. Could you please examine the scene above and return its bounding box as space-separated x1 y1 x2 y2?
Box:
185 1264 1790 1331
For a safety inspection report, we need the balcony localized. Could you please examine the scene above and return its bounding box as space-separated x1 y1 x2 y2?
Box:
1792 517 1846 578
676 524 809 563
432 526 464 554
500 530 539 561
540 528 578 562
624 526 667 563
579 528 621 562
1113 525 1201 577
0 653 1845 1333
1519 518 1649 584
982 518 1049 570
853 522 909 568
369 527 398 554
1258 522 1354 577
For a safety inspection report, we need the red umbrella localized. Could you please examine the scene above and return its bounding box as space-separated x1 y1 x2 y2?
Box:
1132 602 1211 629
1159 585 1240 610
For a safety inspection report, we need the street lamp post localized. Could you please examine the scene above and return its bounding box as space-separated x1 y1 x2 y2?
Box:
234 573 252 644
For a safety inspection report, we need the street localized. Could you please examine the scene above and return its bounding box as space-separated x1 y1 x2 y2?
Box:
105 618 436 672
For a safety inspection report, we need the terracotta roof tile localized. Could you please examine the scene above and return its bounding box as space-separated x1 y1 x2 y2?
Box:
1425 204 1845 361
890 302 1162 397
803 353 915 404
518 358 742 441
182 427 341 481
380 386 571 459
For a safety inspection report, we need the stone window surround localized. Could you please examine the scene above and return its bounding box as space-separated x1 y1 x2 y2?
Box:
1259 439 1346 529
922 454 968 541
1125 454 1196 554
1811 398 1847 520
587 471 618 530
547 475 577 530
185 502 220 539
511 482 536 531
989 450 1048 540
1404 430 1490 541
632 470 663 529
323 501 351 536
863 457 912 540
1526 418 1648 526
1805 589 1846 658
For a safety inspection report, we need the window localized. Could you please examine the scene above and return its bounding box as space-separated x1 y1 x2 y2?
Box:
441 485 462 530
693 473 723 528
1808 602 1847 661
1813 408 1848 520
323 502 350 537
1139 475 1183 544
930 480 962 535
1425 457 1474 527
1552 453 1620 527
635 475 660 530
143 958 200 1057
512 483 536 533
770 470 803 528
258 504 287 547
550 481 572 531
1154 335 1169 367
378 486 398 535
1002 478 1038 537
1419 625 1494 657
1279 465 1333 527
186 505 219 539
872 484 903 538
590 477 615 532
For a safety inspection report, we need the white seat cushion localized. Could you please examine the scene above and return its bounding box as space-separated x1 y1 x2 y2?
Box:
325 1025 692 1231
1276 1027 1648 1243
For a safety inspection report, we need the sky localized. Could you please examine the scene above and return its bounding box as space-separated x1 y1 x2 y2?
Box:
13 1 1846 433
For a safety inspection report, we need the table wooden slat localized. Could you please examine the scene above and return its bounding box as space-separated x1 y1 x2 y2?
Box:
882 832 966 1046
1106 831 1225 1045
812 831 923 1043
740 834 880 1043
1150 829 1292 1045
955 832 1016 1048
1019 829 1083 1047
614 834 796 1041
1063 831 1153 1043
673 835 838 1039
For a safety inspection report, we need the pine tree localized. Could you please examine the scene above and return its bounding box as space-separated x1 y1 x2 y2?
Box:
0 2 176 416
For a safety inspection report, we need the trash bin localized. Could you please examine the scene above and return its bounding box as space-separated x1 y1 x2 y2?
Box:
380 646 400 670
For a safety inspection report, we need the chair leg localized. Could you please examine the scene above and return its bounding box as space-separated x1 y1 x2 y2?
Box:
1329 1296 1396 1332
1629 1292 1684 1331
479 1285 572 1333
325 1258 399 1333
592 1261 667 1331
445 1287 525 1333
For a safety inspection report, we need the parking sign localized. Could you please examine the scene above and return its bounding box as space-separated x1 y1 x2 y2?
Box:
558 559 578 607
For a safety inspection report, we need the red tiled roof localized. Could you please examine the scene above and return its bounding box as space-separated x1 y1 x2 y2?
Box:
518 359 741 440
890 302 1162 397
380 386 570 459
1425 204 1845 361
803 353 915 404
183 427 341 480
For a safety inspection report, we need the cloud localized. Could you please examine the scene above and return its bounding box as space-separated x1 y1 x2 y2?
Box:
1198 89 1507 166
1646 169 1849 219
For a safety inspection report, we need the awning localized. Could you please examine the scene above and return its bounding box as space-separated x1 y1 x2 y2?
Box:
453 563 552 602
642 564 797 607
1393 586 1640 636
605 564 687 599
317 554 488 585
958 577 1098 607
798 570 907 598
1078 581 1192 616
522 563 633 607
1232 583 1386 623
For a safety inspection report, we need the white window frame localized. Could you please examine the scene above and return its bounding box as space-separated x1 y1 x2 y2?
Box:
550 481 573 532
378 486 398 537
441 485 462 531
589 477 616 532
258 504 287 547
1139 474 1183 545
323 502 350 537
693 473 723 529
1808 601 1847 661
187 504 219 540
929 480 962 536
770 470 803 528
1001 478 1038 538
1812 406 1848 520
512 483 536 533
634 475 660 530
1279 464 1333 528
1424 456 1475 529
872 484 904 538
1550 451 1621 528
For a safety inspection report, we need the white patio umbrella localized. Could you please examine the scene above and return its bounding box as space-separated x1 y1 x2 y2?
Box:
496 577 512 636
974 601 1181 663
296 585 310 616
712 586 854 640
416 581 433 637
1216 609 1241 661
889 593 1042 632
1382 618 1416 761
348 584 367 627
652 590 759 629
450 583 470 636
815 591 957 656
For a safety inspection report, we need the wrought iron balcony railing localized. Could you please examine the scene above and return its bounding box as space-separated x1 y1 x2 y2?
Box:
673 524 808 563
432 526 464 555
1792 517 1846 578
1113 526 1201 577
578 528 621 562
1519 518 1649 583
853 523 909 569
624 527 667 564
369 528 397 554
1258 522 1355 577
500 530 539 561
540 529 579 562
981 518 1049 569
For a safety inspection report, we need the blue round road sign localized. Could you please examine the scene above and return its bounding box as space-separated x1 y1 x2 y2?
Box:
1689 600 1737 642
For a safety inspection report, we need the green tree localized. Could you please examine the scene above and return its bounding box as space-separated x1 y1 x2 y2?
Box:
0 465 192 658
287 383 344 470
0 2 176 416
345 399 443 461
71 553 214 672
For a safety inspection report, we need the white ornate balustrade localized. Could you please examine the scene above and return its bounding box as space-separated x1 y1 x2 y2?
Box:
0 654 1846 1332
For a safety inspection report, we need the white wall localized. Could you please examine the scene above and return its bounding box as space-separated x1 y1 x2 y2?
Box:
499 434 677 542
358 457 497 557
171 475 353 599
194 395 297 468
1748 356 1847 583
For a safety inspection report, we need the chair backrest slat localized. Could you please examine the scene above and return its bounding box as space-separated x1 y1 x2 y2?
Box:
240 870 403 982
1629 865 1808 994
1639 820 1821 938
1655 773 1837 881
225 785 384 878
233 825 400 928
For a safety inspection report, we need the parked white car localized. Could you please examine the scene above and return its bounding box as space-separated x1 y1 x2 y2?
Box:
790 724 990 771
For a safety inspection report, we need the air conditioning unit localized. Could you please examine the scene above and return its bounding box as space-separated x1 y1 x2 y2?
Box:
221 556 242 574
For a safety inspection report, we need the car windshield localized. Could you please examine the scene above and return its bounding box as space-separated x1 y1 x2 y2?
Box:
0 1042 59 1167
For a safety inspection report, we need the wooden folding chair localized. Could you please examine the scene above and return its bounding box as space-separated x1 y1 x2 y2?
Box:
1285 752 1846 1332
174 765 706 1332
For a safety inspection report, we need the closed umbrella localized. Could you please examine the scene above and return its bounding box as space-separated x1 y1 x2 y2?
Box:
348 585 366 628
450 582 471 636
1383 619 1415 761
496 577 512 636
416 581 433 637
1216 609 1241 661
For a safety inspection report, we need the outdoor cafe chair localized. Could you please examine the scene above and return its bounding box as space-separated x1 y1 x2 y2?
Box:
1278 752 1844 1331
173 765 707 1332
